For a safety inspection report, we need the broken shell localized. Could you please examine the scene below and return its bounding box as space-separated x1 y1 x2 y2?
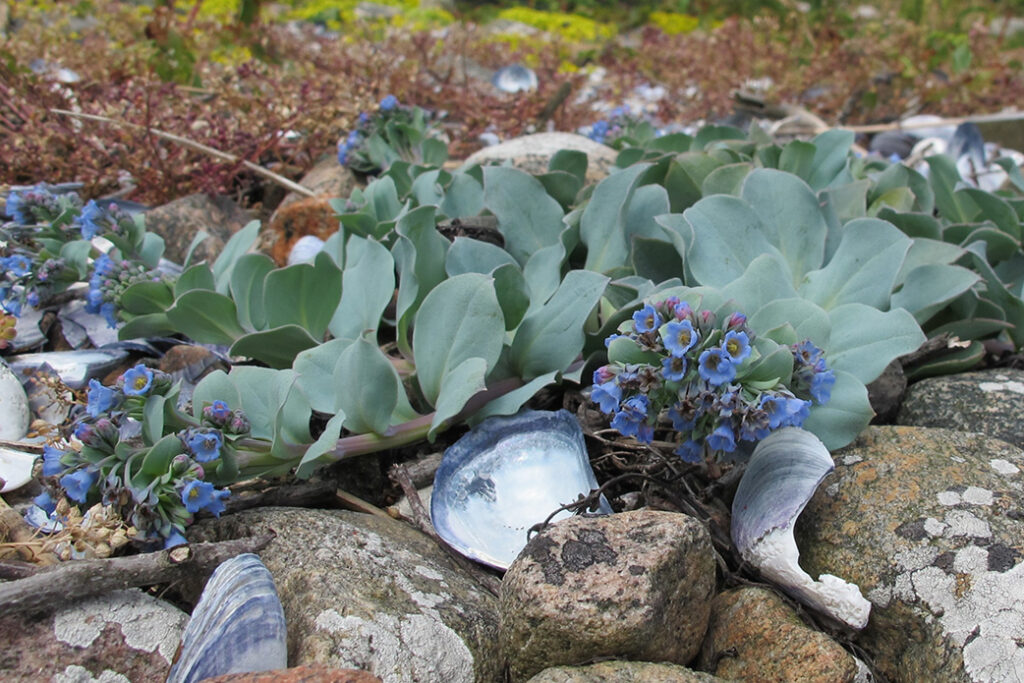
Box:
492 64 538 93
167 553 287 683
0 446 36 492
0 359 30 440
431 409 611 570
731 427 871 630
7 349 129 390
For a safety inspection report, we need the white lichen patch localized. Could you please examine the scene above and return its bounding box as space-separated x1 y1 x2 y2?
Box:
924 518 948 537
978 380 1024 395
990 459 1021 476
314 609 474 683
414 565 445 582
53 589 187 664
954 545 990 576
944 510 992 539
54 665 131 683
962 487 995 505
842 455 863 466
895 545 941 572
938 490 963 506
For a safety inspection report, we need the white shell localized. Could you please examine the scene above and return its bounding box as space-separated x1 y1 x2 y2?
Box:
0 360 29 441
167 553 287 683
431 409 611 570
0 446 37 492
492 64 538 93
731 427 871 630
287 235 325 265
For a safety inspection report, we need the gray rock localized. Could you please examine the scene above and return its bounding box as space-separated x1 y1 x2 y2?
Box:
797 426 1024 683
897 369 1024 448
188 507 501 683
697 587 857 683
527 660 726 682
500 510 716 682
144 193 259 266
0 588 187 681
463 133 618 186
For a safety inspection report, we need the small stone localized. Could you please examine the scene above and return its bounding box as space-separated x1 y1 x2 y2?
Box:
143 193 259 266
500 510 716 682
698 587 856 683
0 359 30 440
527 660 727 682
897 369 1024 449
199 665 382 683
463 133 618 186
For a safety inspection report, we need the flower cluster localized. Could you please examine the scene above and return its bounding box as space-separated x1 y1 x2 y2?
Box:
592 297 835 463
583 105 652 146
2 185 156 328
336 95 446 174
35 364 248 548
85 253 162 328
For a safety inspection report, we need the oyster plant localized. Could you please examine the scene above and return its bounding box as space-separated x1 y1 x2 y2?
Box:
6 121 1024 556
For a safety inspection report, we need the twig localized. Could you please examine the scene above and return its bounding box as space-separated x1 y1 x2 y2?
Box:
843 110 1024 134
335 488 392 519
48 109 316 198
0 533 274 614
0 495 58 565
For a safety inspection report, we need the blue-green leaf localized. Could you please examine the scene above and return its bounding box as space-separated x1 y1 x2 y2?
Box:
445 236 517 276
683 195 783 288
166 290 246 345
826 304 925 384
807 129 855 190
328 236 395 341
229 325 320 369
191 370 240 421
229 252 275 331
509 269 610 379
333 336 400 435
429 357 488 439
212 220 261 294
228 367 297 441
799 218 911 310
175 263 216 296
412 273 504 406
802 369 872 450
141 434 185 477
294 337 357 414
120 281 174 316
393 205 450 355
580 163 651 273
749 298 831 350
295 411 347 478
263 252 342 339
891 264 980 325
484 166 565 265
926 155 971 223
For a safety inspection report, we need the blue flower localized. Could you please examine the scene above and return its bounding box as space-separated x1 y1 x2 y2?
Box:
100 302 118 328
86 379 118 418
2 254 31 277
783 397 811 427
122 365 154 396
358 112 370 125
42 446 67 476
611 395 653 443
632 304 662 334
5 189 28 223
591 380 622 414
85 287 104 313
661 355 687 382
661 320 699 358
675 439 703 463
33 490 57 514
603 333 622 348
668 404 698 431
722 330 751 363
1 296 21 317
379 94 399 111
739 408 771 442
588 119 609 142
810 369 836 404
60 468 98 503
760 393 809 429
793 340 825 367
203 399 232 424
706 424 737 453
698 348 735 386
180 479 229 516
186 429 223 462
164 530 189 548
78 200 104 239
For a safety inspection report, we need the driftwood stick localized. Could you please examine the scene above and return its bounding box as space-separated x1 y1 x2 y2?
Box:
0 495 58 565
49 108 316 198
0 533 275 614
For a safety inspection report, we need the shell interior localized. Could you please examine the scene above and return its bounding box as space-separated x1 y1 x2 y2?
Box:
431 409 611 570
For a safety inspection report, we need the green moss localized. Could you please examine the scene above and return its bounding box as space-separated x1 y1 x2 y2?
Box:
494 7 616 42
647 11 699 35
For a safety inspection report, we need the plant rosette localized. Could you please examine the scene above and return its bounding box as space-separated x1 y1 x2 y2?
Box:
593 295 834 463
336 95 448 175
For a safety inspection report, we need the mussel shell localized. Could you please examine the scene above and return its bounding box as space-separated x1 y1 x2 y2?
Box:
0 446 36 493
431 409 611 570
0 359 30 441
492 64 538 93
167 553 287 683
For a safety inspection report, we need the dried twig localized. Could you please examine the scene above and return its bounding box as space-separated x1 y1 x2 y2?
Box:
0 533 274 614
49 109 316 198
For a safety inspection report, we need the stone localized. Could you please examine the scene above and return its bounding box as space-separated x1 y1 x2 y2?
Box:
697 587 857 683
187 507 500 683
797 426 1024 683
0 588 187 681
200 665 382 683
463 133 618 186
500 510 716 682
264 156 358 266
143 193 259 266
897 368 1024 448
527 661 726 682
